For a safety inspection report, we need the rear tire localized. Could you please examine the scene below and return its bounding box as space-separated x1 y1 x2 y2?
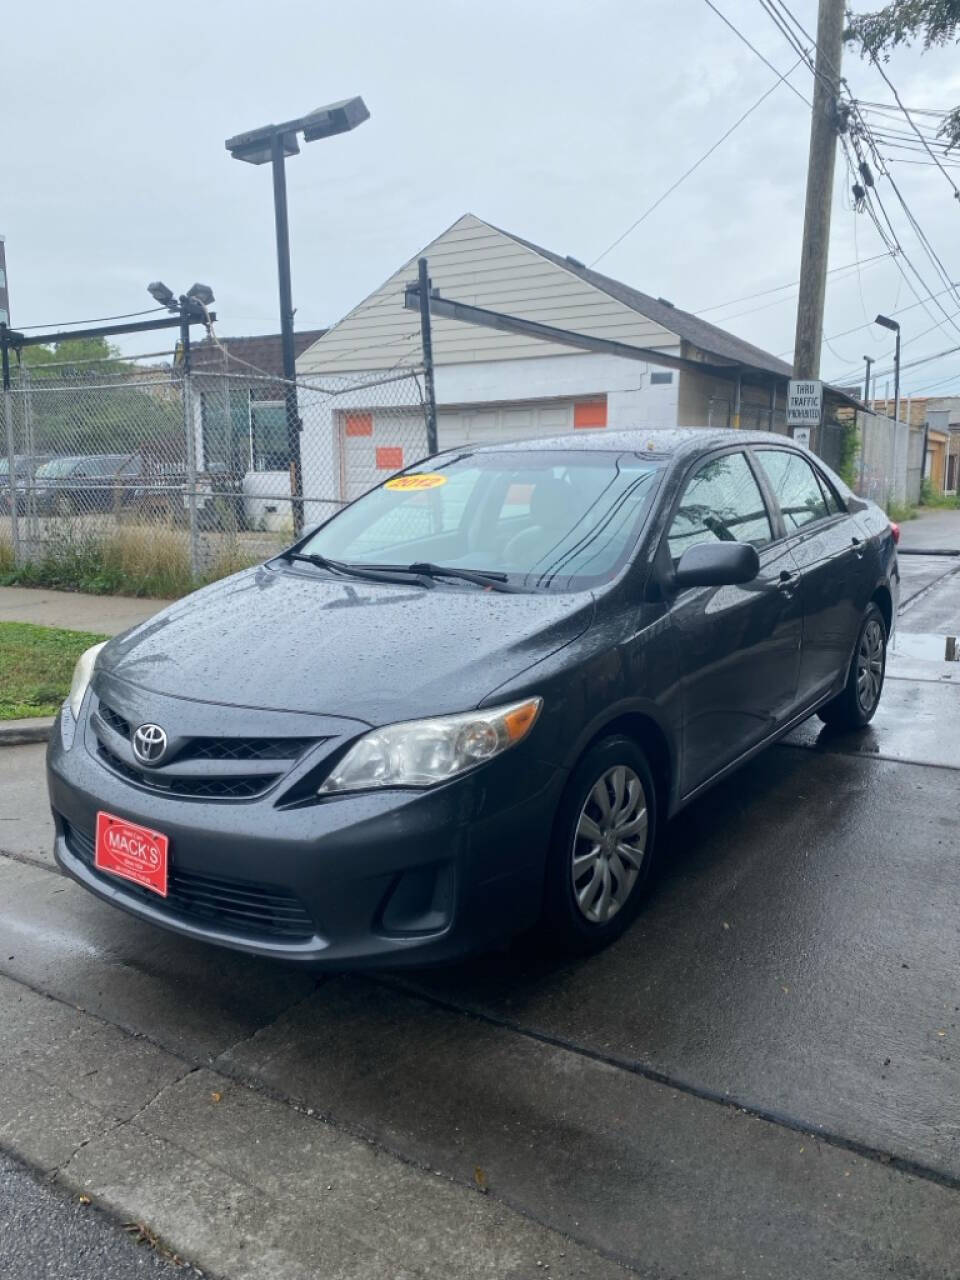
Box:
542 736 659 955
817 602 887 729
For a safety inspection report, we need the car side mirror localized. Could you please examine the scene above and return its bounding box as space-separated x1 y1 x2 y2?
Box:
673 541 760 590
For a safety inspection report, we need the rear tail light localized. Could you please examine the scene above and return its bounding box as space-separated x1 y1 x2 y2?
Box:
890 521 901 545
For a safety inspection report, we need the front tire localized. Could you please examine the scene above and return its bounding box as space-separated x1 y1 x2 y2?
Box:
817 602 887 729
542 736 658 955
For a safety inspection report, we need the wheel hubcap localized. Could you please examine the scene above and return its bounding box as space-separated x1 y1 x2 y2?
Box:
571 765 648 924
857 619 885 712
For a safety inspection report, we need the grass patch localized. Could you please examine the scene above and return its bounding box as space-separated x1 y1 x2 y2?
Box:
0 620 108 720
919 492 960 510
0 524 254 599
885 500 918 523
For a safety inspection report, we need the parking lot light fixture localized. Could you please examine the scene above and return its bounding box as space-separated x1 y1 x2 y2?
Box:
224 97 370 536
875 314 901 424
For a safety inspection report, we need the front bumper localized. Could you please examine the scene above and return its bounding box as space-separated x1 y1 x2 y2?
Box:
47 694 563 968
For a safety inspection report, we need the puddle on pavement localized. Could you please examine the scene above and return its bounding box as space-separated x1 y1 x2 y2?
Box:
892 631 959 663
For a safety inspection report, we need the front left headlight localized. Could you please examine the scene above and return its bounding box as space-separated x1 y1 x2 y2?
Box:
67 642 108 720
319 696 542 794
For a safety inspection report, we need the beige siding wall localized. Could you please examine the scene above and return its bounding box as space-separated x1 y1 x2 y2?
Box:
299 214 681 375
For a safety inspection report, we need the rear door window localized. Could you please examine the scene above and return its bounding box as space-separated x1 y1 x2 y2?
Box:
667 452 773 560
755 450 831 531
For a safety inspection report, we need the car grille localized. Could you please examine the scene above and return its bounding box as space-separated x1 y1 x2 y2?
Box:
93 700 317 800
63 820 315 941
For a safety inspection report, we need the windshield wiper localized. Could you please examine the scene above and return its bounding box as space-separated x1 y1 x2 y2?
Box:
398 562 527 593
283 551 434 588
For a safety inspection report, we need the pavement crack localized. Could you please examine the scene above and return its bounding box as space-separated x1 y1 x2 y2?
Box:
898 560 960 614
210 980 326 1068
368 972 960 1198
0 846 62 874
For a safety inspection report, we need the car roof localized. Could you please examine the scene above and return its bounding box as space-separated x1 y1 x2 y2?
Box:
450 427 801 461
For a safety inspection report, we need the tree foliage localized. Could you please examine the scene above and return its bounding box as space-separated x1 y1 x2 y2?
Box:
845 1 960 149
11 337 183 457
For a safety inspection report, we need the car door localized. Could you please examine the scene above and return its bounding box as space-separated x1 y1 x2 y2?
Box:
664 449 803 797
751 447 864 707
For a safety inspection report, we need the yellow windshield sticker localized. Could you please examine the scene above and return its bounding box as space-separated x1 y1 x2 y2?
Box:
384 474 447 491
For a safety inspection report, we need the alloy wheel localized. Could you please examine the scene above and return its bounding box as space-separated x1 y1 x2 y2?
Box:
856 618 885 713
571 765 648 924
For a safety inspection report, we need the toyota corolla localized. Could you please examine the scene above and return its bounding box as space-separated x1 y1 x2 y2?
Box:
47 429 898 966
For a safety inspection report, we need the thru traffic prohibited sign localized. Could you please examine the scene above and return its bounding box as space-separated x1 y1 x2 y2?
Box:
787 380 822 426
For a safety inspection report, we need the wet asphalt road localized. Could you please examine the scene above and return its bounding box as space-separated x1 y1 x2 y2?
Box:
0 1150 181 1279
1 537 959 1277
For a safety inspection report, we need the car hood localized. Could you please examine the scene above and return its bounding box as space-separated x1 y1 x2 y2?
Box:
102 564 595 724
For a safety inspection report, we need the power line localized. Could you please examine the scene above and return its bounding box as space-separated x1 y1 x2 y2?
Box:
701 0 810 106
12 306 168 332
756 0 960 347
843 118 960 341
862 55 960 203
590 52 804 266
694 252 888 313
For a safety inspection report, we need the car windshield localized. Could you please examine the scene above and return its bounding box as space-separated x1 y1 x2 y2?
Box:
299 449 664 591
36 458 79 478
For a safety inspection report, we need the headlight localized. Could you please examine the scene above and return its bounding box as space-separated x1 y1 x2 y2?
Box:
319 696 542 794
67 642 108 719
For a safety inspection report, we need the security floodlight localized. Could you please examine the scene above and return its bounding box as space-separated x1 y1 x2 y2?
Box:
147 281 177 310
187 283 215 307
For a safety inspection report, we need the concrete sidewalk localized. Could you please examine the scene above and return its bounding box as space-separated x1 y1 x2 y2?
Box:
0 586 168 636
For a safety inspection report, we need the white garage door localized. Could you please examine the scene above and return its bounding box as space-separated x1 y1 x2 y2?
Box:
338 397 607 500
438 400 580 449
338 408 429 501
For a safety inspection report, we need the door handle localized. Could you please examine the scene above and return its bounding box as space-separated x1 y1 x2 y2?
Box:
851 536 865 558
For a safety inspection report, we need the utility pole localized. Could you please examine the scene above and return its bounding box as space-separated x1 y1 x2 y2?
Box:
792 0 846 383
417 257 438 454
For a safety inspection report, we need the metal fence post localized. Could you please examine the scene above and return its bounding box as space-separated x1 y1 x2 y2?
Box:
180 347 201 581
417 257 439 455
1 324 21 567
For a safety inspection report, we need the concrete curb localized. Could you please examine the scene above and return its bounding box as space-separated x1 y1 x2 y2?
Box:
0 717 54 747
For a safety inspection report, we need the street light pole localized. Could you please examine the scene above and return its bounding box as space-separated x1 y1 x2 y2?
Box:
269 131 302 529
225 98 370 539
862 354 873 407
875 314 901 423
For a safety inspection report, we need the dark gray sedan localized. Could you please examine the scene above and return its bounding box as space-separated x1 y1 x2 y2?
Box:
47 429 898 965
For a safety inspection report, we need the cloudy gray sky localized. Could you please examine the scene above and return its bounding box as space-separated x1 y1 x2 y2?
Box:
4 0 959 397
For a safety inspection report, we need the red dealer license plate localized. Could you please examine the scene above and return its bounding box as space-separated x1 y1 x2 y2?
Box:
95 811 169 898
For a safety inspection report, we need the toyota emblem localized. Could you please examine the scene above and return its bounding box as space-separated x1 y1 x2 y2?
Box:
132 723 168 765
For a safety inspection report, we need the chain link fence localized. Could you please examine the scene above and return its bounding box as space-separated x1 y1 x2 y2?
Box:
1 356 428 594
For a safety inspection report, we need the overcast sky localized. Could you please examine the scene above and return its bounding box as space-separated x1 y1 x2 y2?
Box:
4 0 959 398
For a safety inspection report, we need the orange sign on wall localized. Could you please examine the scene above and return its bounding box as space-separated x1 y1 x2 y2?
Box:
574 400 608 429
376 446 404 471
345 412 373 437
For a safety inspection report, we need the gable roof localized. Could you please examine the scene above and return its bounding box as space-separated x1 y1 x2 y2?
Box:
297 213 792 381
192 329 327 379
497 225 793 379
